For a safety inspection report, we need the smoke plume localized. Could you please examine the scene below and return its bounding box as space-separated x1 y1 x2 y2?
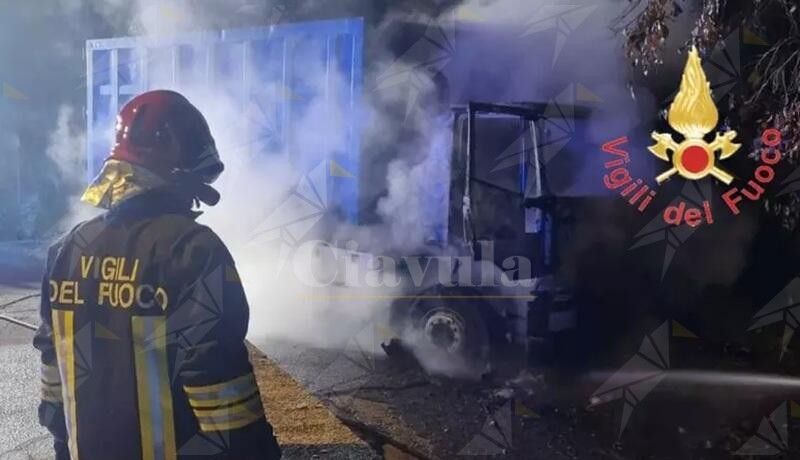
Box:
32 0 653 375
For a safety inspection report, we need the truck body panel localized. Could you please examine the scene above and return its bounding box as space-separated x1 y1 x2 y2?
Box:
86 18 364 222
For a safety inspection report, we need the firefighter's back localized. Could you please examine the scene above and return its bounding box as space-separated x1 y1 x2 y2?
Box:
38 191 281 459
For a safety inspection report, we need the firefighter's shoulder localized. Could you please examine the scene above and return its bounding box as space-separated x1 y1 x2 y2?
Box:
45 213 106 264
169 220 237 271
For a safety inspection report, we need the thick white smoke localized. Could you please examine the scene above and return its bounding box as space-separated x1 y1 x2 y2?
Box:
43 0 642 373
45 106 102 234
53 0 407 351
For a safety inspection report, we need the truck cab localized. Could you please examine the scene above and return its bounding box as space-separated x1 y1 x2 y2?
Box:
317 101 596 376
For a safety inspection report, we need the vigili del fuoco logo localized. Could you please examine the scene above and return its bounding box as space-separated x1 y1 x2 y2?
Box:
601 46 783 227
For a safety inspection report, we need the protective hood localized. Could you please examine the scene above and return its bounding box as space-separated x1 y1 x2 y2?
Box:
81 159 168 209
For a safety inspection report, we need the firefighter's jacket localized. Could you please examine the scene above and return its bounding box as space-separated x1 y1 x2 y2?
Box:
33 189 282 460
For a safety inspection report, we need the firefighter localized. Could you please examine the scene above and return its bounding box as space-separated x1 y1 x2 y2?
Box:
33 90 282 460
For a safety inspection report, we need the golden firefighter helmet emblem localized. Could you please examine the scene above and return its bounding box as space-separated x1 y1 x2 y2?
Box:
649 46 740 184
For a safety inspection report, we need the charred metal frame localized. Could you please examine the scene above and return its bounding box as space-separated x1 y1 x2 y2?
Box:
454 101 591 273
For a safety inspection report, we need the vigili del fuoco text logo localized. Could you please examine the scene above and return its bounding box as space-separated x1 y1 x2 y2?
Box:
600 46 783 227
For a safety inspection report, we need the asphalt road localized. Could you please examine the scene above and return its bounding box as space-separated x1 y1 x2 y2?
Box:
0 287 52 460
0 239 54 458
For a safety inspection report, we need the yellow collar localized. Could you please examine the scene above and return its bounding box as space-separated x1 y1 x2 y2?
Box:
81 159 168 209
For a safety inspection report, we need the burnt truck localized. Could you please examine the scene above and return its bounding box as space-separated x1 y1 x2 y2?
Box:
313 101 599 374
85 17 615 372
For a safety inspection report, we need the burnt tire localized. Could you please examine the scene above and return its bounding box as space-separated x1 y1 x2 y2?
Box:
403 290 491 378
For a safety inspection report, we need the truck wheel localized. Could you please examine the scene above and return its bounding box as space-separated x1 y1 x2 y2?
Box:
406 293 491 378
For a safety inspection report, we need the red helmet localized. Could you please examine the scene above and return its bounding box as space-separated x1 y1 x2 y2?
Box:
110 90 224 203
